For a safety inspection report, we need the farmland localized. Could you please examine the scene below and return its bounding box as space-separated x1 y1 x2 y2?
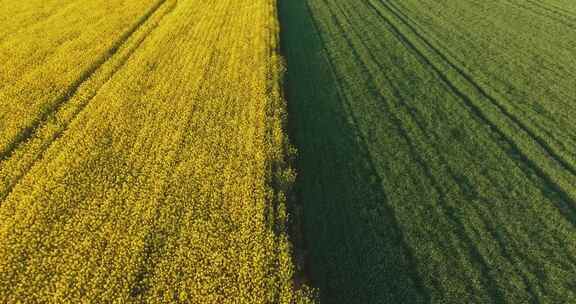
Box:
0 0 310 302
1 0 576 303
280 0 576 303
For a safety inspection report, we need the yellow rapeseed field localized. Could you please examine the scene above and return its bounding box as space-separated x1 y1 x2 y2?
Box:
0 0 313 302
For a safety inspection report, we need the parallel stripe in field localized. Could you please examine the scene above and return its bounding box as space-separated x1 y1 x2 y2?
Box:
368 0 576 223
324 1 512 302
333 1 550 301
0 0 169 162
384 0 576 159
301 0 437 302
526 0 576 19
385 0 576 161
382 0 576 173
126 6 231 299
376 0 576 177
504 0 576 29
349 2 545 298
0 0 177 204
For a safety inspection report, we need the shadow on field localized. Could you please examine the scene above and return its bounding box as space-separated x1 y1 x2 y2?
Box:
278 0 429 303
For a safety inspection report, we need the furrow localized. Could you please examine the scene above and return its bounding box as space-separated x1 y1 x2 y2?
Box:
385 0 576 148
295 1 432 302
326 2 517 301
504 0 576 29
0 0 177 204
464 197 542 303
526 0 576 20
319 0 478 301
369 0 576 223
381 0 576 177
127 22 221 302
0 0 169 162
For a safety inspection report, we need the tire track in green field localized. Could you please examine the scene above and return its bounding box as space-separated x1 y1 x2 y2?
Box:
383 0 576 167
503 0 576 29
465 196 543 302
418 0 576 156
388 0 576 172
379 0 576 178
281 0 432 302
363 1 576 294
527 0 576 19
313 0 426 296
0 0 178 204
285 0 576 301
369 0 576 225
303 0 558 301
313 0 519 300
0 0 171 163
324 1 524 301
331 1 549 300
313 1 435 301
365 6 576 295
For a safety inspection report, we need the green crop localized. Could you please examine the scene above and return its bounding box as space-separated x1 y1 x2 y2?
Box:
279 0 576 303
